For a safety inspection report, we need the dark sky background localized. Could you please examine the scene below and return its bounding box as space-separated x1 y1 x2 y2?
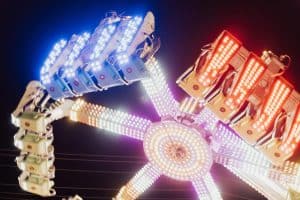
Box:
1 0 300 199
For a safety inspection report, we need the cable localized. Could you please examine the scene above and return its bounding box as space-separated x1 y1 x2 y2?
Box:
0 151 265 199
55 157 145 164
0 152 146 164
0 196 31 200
0 181 196 192
0 148 145 160
0 186 258 200
0 192 112 200
0 164 136 174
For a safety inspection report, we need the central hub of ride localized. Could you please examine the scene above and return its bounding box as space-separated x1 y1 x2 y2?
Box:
143 120 213 181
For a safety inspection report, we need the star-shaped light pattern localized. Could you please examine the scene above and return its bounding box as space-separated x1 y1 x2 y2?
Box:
12 12 300 199
69 56 300 200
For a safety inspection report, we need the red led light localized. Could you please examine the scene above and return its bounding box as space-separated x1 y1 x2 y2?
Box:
280 104 300 154
197 31 241 87
226 53 266 109
253 79 292 132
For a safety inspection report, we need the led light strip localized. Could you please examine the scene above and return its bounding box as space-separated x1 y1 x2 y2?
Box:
144 121 212 181
225 166 288 200
280 104 300 154
69 99 151 140
64 32 90 78
253 79 292 132
141 57 178 117
89 24 117 71
194 107 219 132
192 174 222 200
198 31 241 86
126 163 161 199
226 53 266 109
116 16 143 65
40 40 67 84
213 123 300 189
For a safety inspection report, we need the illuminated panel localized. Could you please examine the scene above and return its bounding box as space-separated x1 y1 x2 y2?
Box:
253 79 292 133
116 16 143 65
63 32 90 78
213 123 300 190
197 31 241 87
69 99 151 140
192 174 222 200
115 163 161 199
141 57 178 117
206 53 267 122
220 155 300 193
226 53 266 109
232 78 293 144
144 121 213 181
194 107 219 132
213 123 271 170
89 24 117 71
258 103 300 165
40 40 67 85
280 104 300 155
225 166 289 200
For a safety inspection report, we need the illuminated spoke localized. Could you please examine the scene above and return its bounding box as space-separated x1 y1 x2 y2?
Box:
192 173 222 200
225 166 289 200
69 99 151 140
194 107 219 132
213 122 300 190
141 57 178 118
114 163 161 200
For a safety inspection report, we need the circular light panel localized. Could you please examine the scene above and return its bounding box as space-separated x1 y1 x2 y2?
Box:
143 121 212 181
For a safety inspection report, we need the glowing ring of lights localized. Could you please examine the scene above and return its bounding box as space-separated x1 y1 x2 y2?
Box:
144 121 212 181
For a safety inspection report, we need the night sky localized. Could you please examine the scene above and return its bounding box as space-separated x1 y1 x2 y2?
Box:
1 0 300 199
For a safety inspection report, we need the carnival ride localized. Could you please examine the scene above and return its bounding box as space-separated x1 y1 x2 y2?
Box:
11 11 300 200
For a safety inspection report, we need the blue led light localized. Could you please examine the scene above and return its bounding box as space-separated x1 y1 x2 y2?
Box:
89 24 116 71
117 54 129 65
116 16 143 65
63 32 90 78
90 25 116 59
91 61 101 72
40 39 67 84
117 16 142 53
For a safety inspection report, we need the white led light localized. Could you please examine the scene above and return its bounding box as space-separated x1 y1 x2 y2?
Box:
144 121 213 181
69 99 151 140
213 122 300 190
40 39 67 84
194 107 219 132
90 24 116 60
125 163 161 199
141 57 178 117
192 174 222 200
116 16 143 65
89 24 116 71
63 33 90 78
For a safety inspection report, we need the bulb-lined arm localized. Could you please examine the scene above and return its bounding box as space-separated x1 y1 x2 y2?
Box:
213 122 300 192
69 99 152 140
192 173 223 200
225 166 289 200
113 162 161 200
141 57 178 118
